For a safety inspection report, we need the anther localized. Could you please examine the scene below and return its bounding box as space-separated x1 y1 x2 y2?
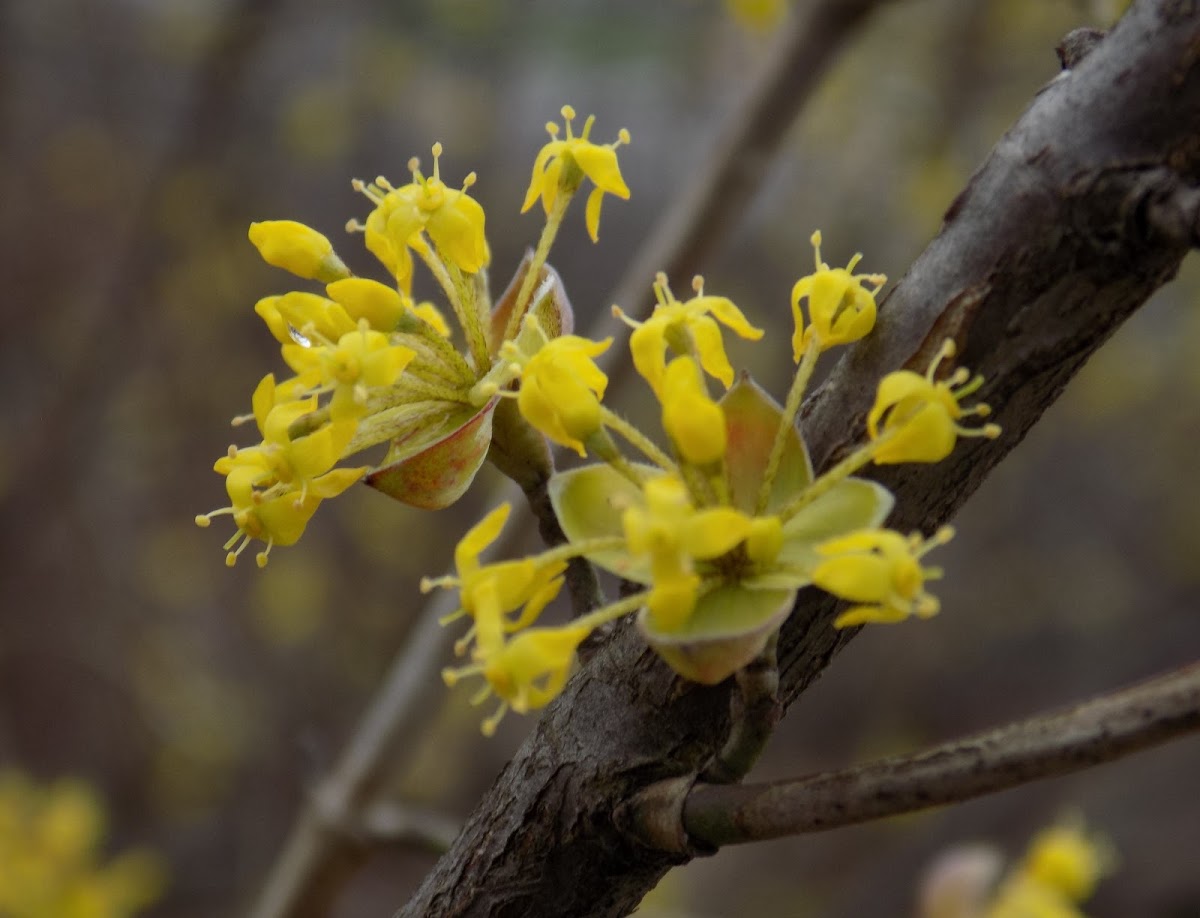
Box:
194 514 211 528
691 275 704 294
407 156 420 174
561 104 576 121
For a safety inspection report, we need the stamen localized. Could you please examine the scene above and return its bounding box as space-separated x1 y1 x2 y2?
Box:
431 142 443 182
611 304 639 328
461 171 477 191
810 230 823 269
231 413 253 427
616 128 631 146
407 155 420 175
691 275 704 295
441 663 480 687
345 219 365 233
351 178 384 206
481 701 509 737
374 175 395 191
437 608 467 627
846 252 863 272
256 538 273 568
544 122 560 138
560 103 576 125
580 114 596 140
225 534 251 567
453 624 477 657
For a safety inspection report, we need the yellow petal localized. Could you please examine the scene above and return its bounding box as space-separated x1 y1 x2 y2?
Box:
584 186 605 242
326 278 407 332
572 143 630 198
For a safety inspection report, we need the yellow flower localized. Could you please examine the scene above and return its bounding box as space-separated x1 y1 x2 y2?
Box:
1022 824 1109 903
812 527 953 628
0 772 166 918
616 275 763 397
790 230 885 358
446 599 590 735
522 105 631 242
516 334 612 457
661 355 726 465
198 376 365 566
353 143 489 288
215 375 365 497
868 339 1001 464
248 219 349 283
985 821 1112 918
427 503 567 634
623 476 754 631
282 323 415 419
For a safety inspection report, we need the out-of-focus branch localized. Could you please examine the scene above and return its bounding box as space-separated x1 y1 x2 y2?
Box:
623 660 1200 851
248 3 887 914
602 0 899 338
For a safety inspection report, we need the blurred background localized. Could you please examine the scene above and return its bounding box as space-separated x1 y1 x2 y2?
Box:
2 0 1198 915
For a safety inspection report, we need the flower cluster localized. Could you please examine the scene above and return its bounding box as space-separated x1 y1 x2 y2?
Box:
202 110 1002 736
918 818 1112 918
0 772 166 918
426 239 1001 732
198 107 631 564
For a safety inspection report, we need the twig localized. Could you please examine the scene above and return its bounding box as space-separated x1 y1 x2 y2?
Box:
700 634 780 784
627 660 1200 850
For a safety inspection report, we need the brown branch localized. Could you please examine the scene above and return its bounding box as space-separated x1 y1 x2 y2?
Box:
397 6 1200 917
622 661 1200 851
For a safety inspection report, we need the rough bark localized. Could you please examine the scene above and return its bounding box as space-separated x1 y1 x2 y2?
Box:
398 4 1200 916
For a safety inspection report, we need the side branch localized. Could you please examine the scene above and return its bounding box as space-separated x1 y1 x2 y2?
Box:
624 661 1200 851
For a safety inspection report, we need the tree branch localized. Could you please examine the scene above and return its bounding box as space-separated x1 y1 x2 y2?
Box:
397 5 1200 916
621 660 1200 851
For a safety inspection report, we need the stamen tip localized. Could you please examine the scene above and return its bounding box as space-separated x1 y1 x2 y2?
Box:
441 668 459 687
194 515 211 528
618 127 631 144
561 104 576 120
431 141 443 157
407 156 420 173
225 552 237 568
256 552 269 568
419 577 434 593
983 423 1002 439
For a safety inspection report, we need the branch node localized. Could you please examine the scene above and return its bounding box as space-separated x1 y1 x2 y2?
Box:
614 775 715 858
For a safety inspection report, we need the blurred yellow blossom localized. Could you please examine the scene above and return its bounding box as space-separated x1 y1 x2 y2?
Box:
0 772 166 918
